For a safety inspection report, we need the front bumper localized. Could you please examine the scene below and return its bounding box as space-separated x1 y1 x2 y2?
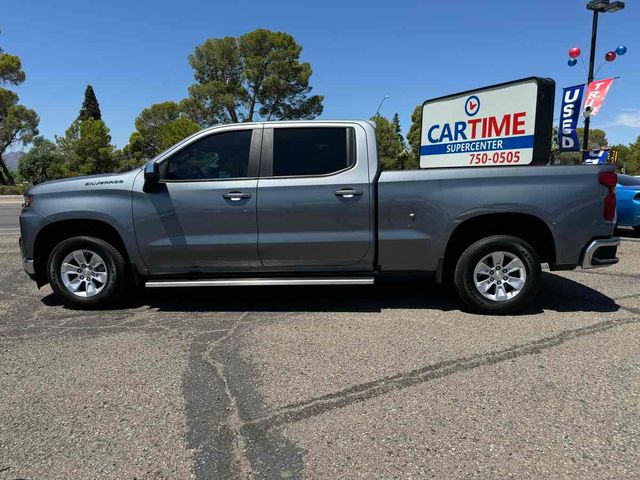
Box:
580 237 620 269
19 236 36 277
23 257 35 275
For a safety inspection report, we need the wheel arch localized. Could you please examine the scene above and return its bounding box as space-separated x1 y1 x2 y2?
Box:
442 212 556 282
33 219 131 287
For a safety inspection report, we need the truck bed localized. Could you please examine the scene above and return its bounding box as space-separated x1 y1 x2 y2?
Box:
376 164 616 273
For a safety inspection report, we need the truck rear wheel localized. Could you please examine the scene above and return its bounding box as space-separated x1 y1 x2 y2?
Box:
47 236 127 309
453 235 541 314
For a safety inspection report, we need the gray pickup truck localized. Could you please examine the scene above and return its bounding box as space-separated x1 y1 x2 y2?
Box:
19 120 620 313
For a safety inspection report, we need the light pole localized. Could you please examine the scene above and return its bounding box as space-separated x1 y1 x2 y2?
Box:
374 95 391 117
583 0 625 151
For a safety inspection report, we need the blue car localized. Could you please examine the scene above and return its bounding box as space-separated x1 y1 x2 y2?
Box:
617 174 640 233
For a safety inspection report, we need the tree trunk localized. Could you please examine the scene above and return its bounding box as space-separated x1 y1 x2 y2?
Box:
0 155 16 185
247 80 263 122
226 105 238 124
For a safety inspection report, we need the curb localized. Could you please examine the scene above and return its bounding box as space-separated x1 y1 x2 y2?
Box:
0 195 24 204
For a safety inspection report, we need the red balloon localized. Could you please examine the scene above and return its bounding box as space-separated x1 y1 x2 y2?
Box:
605 51 617 62
569 47 581 58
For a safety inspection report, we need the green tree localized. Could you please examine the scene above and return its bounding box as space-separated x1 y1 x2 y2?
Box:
0 38 39 184
392 113 406 149
57 118 118 176
187 29 323 125
124 101 201 164
78 85 102 121
372 114 406 170
622 136 640 175
553 127 609 165
611 143 631 173
0 102 39 185
581 128 608 150
406 105 422 166
18 136 65 184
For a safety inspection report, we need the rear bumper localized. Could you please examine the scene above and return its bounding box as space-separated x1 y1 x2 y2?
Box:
580 237 620 269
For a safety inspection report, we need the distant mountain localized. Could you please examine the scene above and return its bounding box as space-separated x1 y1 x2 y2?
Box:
3 152 23 171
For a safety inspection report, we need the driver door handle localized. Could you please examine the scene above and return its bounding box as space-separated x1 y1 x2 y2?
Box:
335 188 363 198
223 191 252 201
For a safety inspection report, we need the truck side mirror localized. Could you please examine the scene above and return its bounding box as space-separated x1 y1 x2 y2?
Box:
143 161 160 193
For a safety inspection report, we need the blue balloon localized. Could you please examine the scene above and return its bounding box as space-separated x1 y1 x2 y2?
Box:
568 58 578 66
616 45 627 55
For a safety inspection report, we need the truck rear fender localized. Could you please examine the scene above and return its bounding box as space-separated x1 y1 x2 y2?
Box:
441 212 556 282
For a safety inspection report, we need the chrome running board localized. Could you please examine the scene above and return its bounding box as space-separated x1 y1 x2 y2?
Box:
145 277 375 288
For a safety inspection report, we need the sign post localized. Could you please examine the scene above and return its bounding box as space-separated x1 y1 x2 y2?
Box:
419 77 555 168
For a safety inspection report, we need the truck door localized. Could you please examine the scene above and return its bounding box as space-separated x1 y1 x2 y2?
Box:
133 126 262 272
256 124 373 268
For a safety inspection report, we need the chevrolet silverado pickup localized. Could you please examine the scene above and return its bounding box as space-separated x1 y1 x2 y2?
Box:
19 120 620 313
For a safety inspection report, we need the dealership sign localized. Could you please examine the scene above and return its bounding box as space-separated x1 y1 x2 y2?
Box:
420 77 555 168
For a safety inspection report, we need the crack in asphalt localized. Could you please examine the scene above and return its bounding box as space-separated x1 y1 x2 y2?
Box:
201 313 254 479
579 269 640 280
183 312 304 479
246 314 640 431
613 293 640 301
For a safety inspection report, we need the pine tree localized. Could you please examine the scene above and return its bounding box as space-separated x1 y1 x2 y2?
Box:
371 114 404 170
187 29 323 124
406 105 422 163
392 113 405 148
57 118 118 176
78 85 102 121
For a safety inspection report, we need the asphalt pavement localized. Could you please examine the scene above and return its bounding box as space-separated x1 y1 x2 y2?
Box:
1 201 639 479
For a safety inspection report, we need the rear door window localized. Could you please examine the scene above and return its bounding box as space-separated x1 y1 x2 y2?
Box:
271 127 355 177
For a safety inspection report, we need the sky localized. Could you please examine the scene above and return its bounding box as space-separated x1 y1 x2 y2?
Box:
2 0 639 150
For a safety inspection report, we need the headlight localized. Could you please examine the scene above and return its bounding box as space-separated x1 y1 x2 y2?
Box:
23 194 33 208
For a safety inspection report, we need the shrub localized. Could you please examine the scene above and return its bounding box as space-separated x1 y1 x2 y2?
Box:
0 184 29 195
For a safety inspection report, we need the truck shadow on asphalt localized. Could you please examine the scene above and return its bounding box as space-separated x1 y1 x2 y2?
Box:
97 272 618 315
616 226 640 239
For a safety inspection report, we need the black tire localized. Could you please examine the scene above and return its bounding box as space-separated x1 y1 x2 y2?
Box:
47 236 127 309
453 235 541 314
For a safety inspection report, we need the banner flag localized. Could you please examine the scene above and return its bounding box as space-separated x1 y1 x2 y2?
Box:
583 78 614 116
583 148 610 165
558 84 584 152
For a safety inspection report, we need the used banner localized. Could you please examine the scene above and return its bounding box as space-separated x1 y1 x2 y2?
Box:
583 148 610 165
558 84 584 152
583 78 614 116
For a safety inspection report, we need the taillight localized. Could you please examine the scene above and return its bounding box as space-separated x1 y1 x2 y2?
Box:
599 171 617 221
599 171 617 188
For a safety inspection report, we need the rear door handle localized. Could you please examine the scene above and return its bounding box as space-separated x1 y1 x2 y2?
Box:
223 191 252 201
335 188 363 198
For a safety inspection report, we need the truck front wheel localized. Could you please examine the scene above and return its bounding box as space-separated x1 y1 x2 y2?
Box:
453 235 541 314
47 236 127 309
